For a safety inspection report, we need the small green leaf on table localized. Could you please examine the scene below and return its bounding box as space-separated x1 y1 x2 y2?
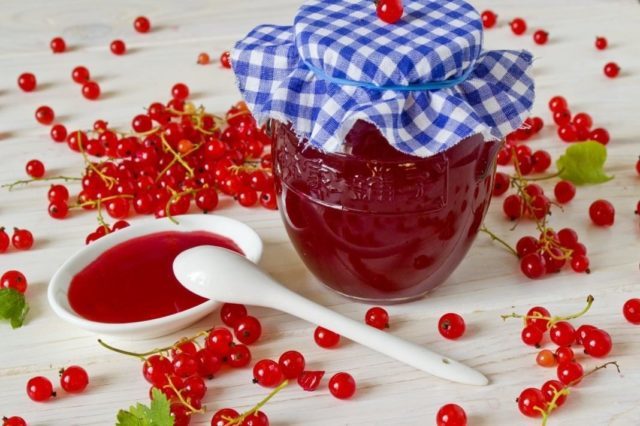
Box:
116 388 174 426
0 288 29 328
556 140 613 185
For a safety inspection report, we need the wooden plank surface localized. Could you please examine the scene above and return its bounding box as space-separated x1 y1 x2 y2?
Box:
1 0 639 424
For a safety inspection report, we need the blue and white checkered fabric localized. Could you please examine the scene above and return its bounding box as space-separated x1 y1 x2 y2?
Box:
232 0 535 157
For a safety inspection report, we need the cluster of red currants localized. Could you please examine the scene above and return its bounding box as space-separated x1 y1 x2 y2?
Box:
0 228 34 253
26 365 90 402
496 116 550 176
548 96 610 144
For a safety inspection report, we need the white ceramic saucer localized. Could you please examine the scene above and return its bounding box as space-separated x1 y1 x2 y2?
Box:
48 215 262 340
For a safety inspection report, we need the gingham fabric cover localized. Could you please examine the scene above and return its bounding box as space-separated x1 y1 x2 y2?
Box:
232 0 535 157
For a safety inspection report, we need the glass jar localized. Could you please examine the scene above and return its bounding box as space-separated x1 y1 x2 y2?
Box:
273 120 502 303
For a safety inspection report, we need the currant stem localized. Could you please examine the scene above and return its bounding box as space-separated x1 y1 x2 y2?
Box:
521 169 564 182
538 387 571 426
166 375 205 414
500 295 594 327
70 194 134 209
97 333 207 360
480 226 518 257
160 133 195 177
156 143 201 182
164 188 199 225
569 361 620 387
1 175 81 191
223 380 289 425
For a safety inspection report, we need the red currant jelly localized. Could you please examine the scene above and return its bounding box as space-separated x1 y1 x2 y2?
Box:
68 231 243 323
273 120 501 302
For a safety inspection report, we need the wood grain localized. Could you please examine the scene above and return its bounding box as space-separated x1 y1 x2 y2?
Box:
1 0 639 424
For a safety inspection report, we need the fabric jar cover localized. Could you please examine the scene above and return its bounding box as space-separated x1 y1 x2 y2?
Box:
232 0 535 158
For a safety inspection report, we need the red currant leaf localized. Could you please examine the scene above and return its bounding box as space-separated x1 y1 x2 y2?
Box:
116 389 173 426
556 141 613 185
0 288 29 329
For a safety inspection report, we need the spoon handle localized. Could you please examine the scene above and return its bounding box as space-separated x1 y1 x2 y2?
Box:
261 282 488 386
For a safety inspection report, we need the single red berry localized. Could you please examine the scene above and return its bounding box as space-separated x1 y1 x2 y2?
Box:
2 416 27 426
533 30 549 45
260 190 277 210
623 299 640 324
237 188 258 207
233 315 262 345
50 37 66 53
26 159 45 178
142 355 174 386
72 66 90 84
111 220 130 231
548 96 568 112
555 347 575 364
438 313 465 340
242 411 269 426
590 128 610 145
570 255 590 273
328 372 356 399
365 306 389 330
211 408 240 426
220 51 232 69
314 326 340 348
132 114 153 133
536 349 556 368
589 199 615 226
503 194 524 220
134 16 151 33
376 0 404 24
17 72 37 92
572 112 593 130
520 253 546 279
227 344 252 368
576 324 597 345
205 327 234 357
481 10 497 29
553 110 571 126
541 380 568 407
526 306 550 331
35 106 54 125
0 228 10 253
595 36 608 50
604 62 620 78
516 236 539 258
110 40 126 55
183 375 207 400
12 228 34 250
252 359 283 387
26 376 55 402
557 228 578 249
517 387 546 417
549 321 576 347
583 328 612 358
0 270 28 293
297 370 324 391
50 124 67 142
171 83 190 101
557 361 584 385
197 52 210 65
554 180 576 204
521 325 543 346
492 172 510 197
220 303 248 327
278 350 306 379
195 348 222 378
496 148 511 165
531 150 551 173
436 403 467 426
82 81 101 100
172 353 198 378
509 18 527 35
48 201 69 219
531 116 544 133
558 124 578 142
60 365 89 393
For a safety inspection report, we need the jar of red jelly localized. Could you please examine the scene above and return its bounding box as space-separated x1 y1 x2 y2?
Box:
232 0 534 302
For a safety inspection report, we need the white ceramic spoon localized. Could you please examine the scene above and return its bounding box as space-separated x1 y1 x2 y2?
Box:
173 245 489 386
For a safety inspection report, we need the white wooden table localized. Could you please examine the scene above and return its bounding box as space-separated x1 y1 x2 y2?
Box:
1 0 639 424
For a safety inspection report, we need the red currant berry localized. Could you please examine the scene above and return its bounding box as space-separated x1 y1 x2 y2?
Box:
50 37 66 53
0 270 28 293
549 321 576 347
481 10 497 29
132 114 153 133
328 372 356 399
549 96 568 113
227 344 252 368
196 348 222 378
278 350 306 379
570 255 590 273
106 198 130 219
259 190 277 210
35 106 55 125
110 39 126 55
182 375 206 400
604 62 620 78
48 200 69 219
376 0 404 24
111 220 130 231
595 36 608 50
220 51 232 69
195 188 219 213
520 253 546 279
517 387 546 417
553 110 571 126
142 355 174 386
436 403 467 426
50 124 67 142
533 30 549 45
536 349 556 368
82 81 101 100
172 353 198 377
220 303 248 327
589 199 615 226
237 188 258 207
590 128 610 145
557 228 578 249
211 408 240 426
170 403 191 426
297 370 324 391
72 66 90 84
12 228 34 250
531 150 551 173
205 327 234 357
521 325 544 346
26 159 45 178
583 328 612 358
496 147 511 165
516 236 539 258
26 376 55 402
59 365 89 393
242 411 269 426
438 313 465 340
0 228 9 253
576 324 597 345
541 379 567 407
509 18 527 35
555 346 574 364
572 112 593 130
134 16 151 33
2 416 27 426
252 359 284 387
18 72 37 92
503 194 524 220
365 306 389 330
526 306 550 331
558 124 578 142
623 299 640 324
554 180 576 204
492 172 510 196
233 315 262 345
557 361 584 385
171 83 190 101
314 326 340 348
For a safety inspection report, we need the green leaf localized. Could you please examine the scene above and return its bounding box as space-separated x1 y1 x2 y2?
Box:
0 288 29 328
115 389 173 426
556 141 613 185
